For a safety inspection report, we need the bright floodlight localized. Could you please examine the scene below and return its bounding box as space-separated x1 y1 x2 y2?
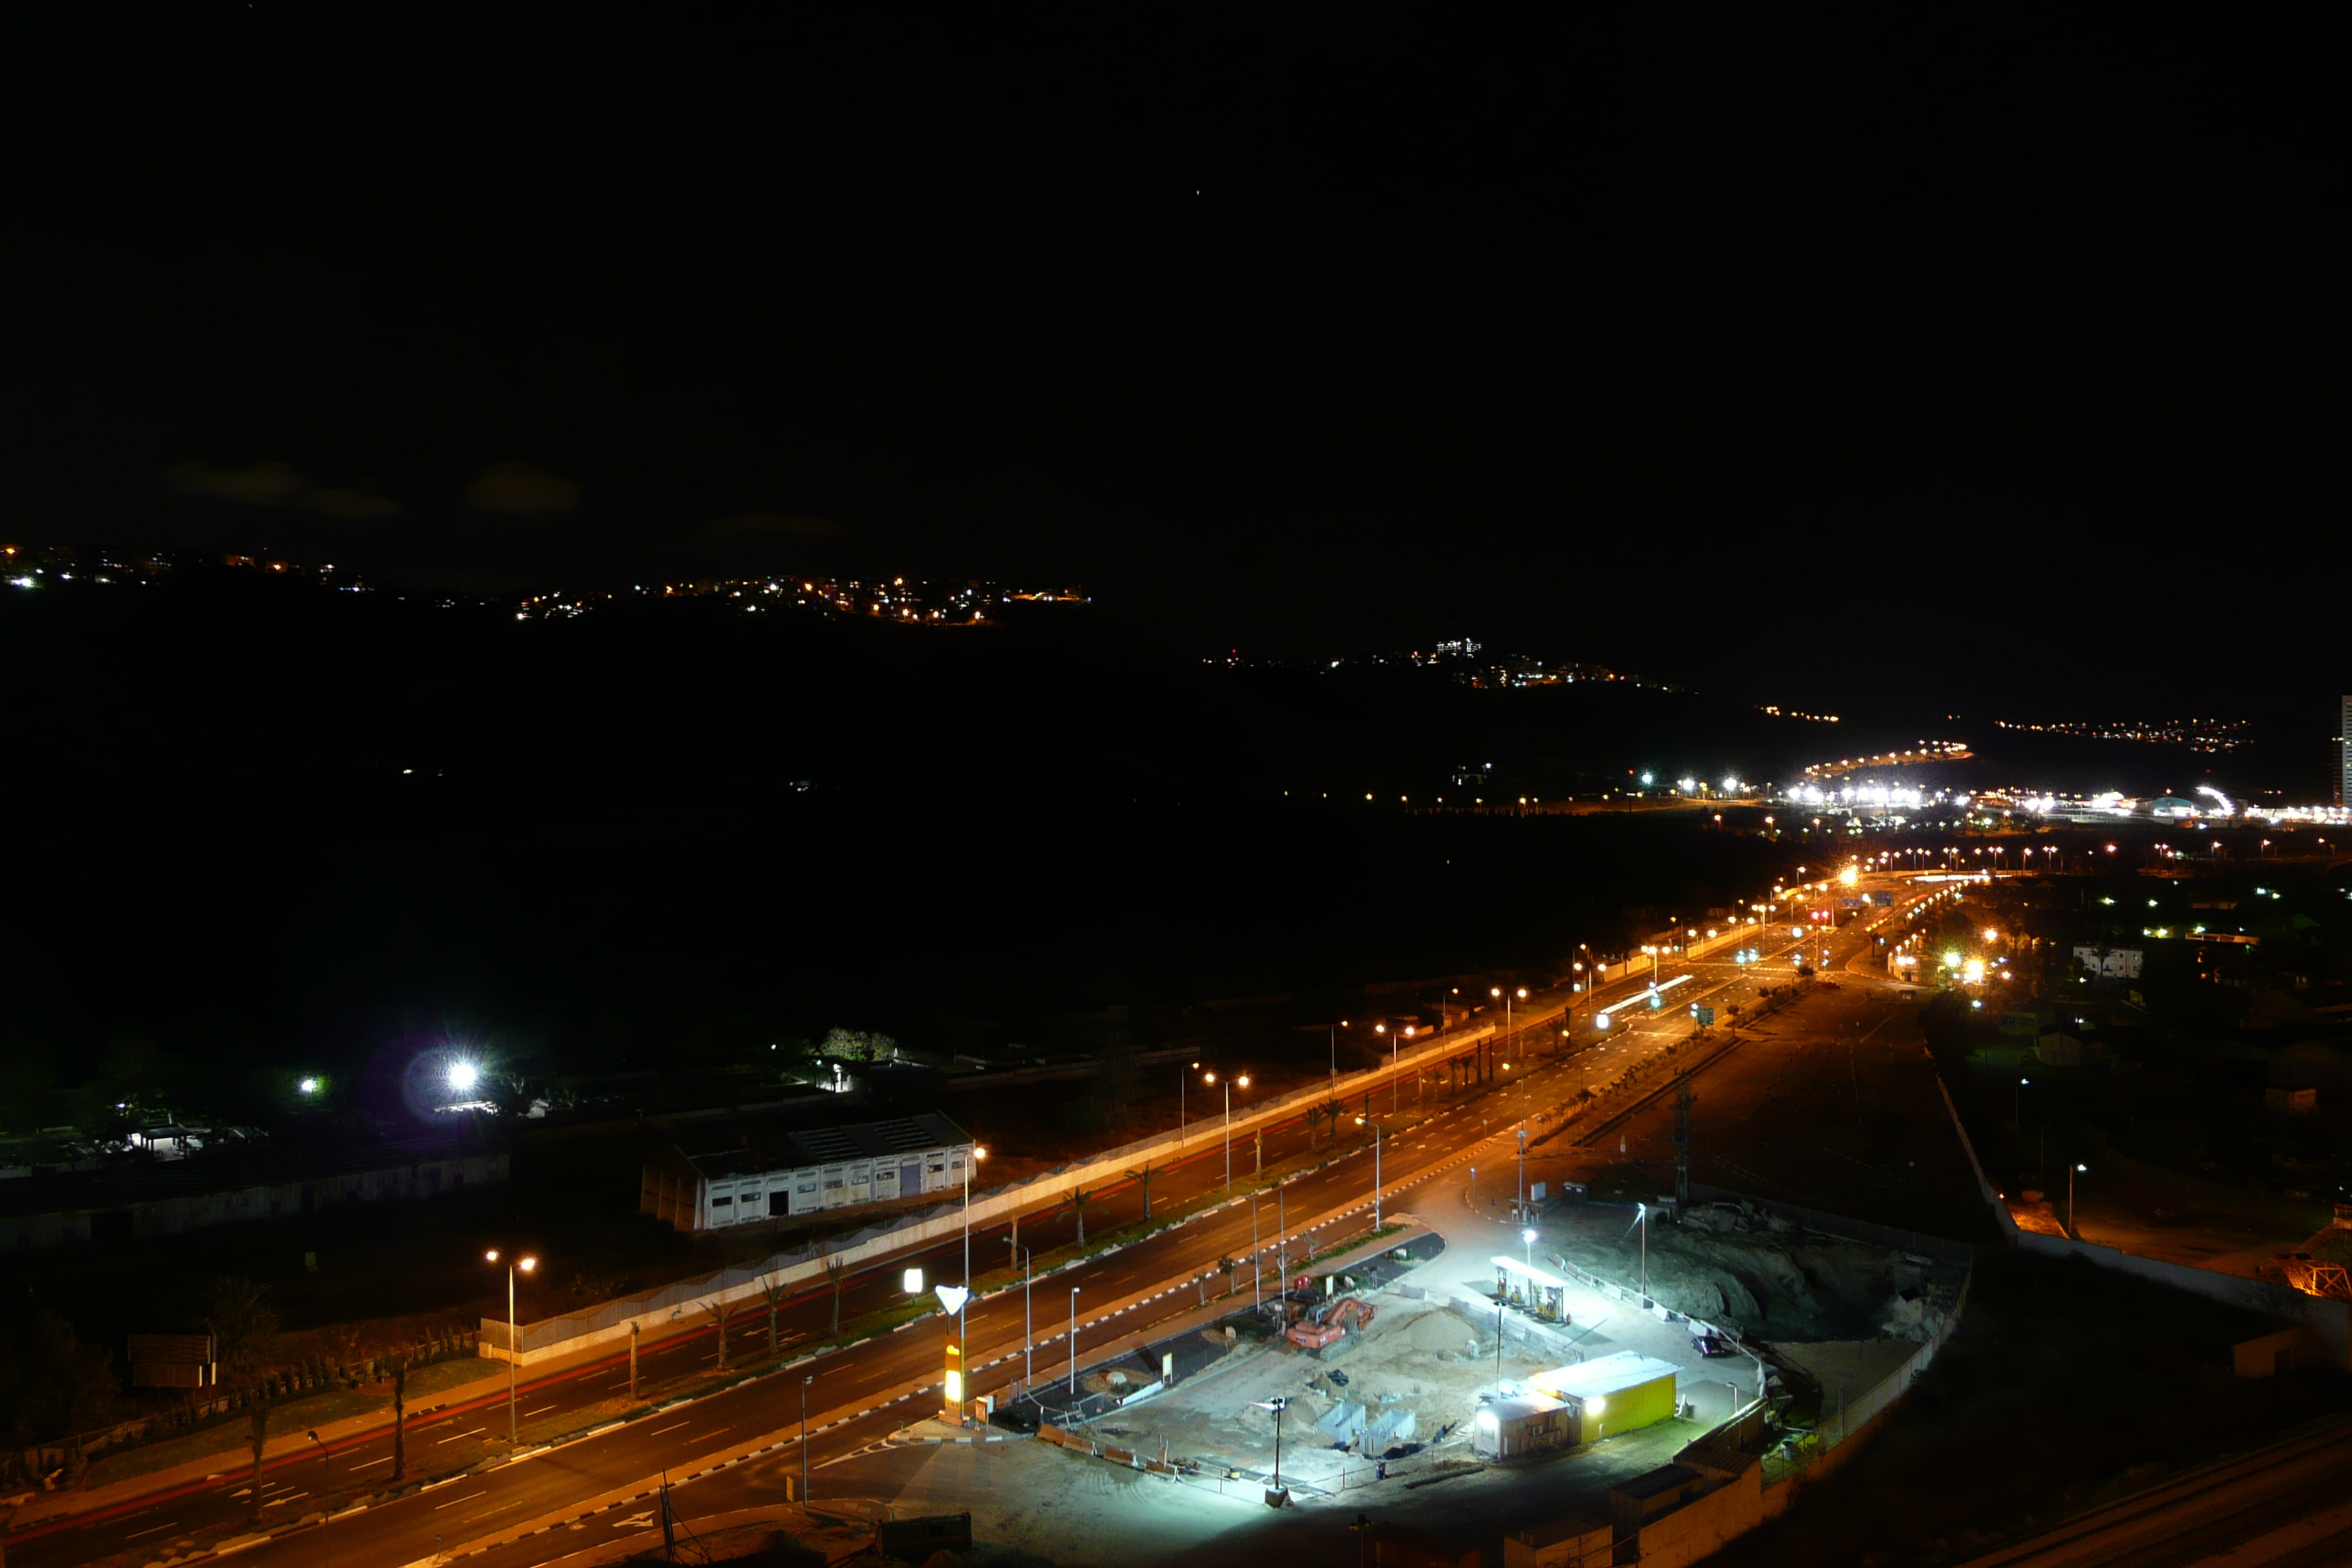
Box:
1594 1012 1612 1029
298 1077 318 1095
447 1060 480 1092
485 1248 500 1262
518 1256 538 1272
1522 1228 1538 1244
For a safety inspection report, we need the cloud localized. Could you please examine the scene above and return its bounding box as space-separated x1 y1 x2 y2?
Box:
705 512 847 537
170 462 403 518
304 486 404 519
466 461 583 515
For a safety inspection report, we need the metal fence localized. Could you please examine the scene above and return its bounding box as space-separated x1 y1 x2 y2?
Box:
1801 1265 1972 1463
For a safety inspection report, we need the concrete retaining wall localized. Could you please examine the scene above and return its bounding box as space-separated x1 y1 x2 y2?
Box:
483 1051 1477 1369
2015 1231 2352 1371
484 921 1790 1365
0 1153 509 1254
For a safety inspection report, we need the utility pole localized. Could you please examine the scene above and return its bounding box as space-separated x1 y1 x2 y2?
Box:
1673 1074 1695 1209
1251 1194 1262 1309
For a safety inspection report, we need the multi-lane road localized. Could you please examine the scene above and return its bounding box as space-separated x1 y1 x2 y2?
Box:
13 881 1927 1568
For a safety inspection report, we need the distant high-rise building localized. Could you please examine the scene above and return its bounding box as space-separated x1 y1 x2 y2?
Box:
2342 696 2352 806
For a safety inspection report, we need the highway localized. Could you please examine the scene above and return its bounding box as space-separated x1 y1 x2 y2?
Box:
1953 1419 2352 1568
12 879 1931 1568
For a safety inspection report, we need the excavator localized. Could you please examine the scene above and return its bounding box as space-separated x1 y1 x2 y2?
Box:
1286 1294 1376 1350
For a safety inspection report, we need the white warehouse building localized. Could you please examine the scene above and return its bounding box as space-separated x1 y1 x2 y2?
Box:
641 1112 974 1233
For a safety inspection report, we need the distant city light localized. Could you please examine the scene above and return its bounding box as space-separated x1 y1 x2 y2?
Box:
446 1060 480 1093
298 1077 318 1095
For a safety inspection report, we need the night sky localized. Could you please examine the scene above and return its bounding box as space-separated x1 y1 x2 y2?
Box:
1 7 2337 703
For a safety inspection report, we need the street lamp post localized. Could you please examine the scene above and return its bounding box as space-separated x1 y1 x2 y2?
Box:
1068 1287 1082 1396
2069 1162 2088 1237
483 1249 538 1445
1207 1072 1249 1191
306 1430 331 1568
1009 1240 1033 1390
1275 1183 1288 1322
962 1145 987 1286
799 1374 813 1502
1523 1226 1537 1271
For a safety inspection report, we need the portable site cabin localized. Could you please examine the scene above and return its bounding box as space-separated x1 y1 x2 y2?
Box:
1493 1254 1571 1322
1529 1352 1680 1444
1474 1392 1571 1460
641 1112 973 1232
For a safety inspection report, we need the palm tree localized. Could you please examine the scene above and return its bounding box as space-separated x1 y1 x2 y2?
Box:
1124 1164 1158 1221
761 1274 788 1354
705 1300 729 1372
1056 1186 1105 1247
823 1255 850 1335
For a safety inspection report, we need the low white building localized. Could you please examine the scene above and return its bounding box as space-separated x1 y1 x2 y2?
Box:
641 1112 973 1232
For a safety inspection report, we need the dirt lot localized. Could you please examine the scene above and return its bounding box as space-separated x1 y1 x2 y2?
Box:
1082 1290 1543 1491
1521 1193 1966 1344
1542 982 1997 1245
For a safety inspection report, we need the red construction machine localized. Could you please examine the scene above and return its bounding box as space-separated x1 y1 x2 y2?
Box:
1286 1295 1376 1350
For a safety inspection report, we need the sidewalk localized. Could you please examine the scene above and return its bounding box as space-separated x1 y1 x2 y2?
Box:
10 1360 517 1530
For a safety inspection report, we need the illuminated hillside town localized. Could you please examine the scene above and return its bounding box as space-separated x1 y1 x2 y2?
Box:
6 12 2346 1568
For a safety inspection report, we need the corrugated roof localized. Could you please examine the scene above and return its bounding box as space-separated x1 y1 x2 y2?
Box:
683 1111 970 1180
1532 1352 1681 1401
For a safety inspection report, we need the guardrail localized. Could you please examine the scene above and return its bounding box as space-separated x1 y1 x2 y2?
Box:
483 1027 1501 1368
486 929 1795 1368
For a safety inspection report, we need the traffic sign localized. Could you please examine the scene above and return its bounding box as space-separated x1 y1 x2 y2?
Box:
1691 1006 1716 1025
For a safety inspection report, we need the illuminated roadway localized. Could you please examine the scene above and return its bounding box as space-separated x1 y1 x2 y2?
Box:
13 879 1937 1568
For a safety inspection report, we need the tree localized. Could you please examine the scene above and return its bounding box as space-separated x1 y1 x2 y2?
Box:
246 1397 270 1526
823 1255 850 1335
0 1311 123 1460
1124 1164 1158 1221
706 1301 729 1373
391 1361 407 1482
821 1028 896 1063
761 1275 788 1354
206 1278 281 1379
1055 1186 1104 1247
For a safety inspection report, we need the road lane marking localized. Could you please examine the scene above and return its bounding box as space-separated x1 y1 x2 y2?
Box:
125 1522 179 1539
437 1426 486 1443
265 1490 307 1505
649 1421 691 1436
350 1455 394 1469
524 1403 559 1417
434 1490 488 1509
